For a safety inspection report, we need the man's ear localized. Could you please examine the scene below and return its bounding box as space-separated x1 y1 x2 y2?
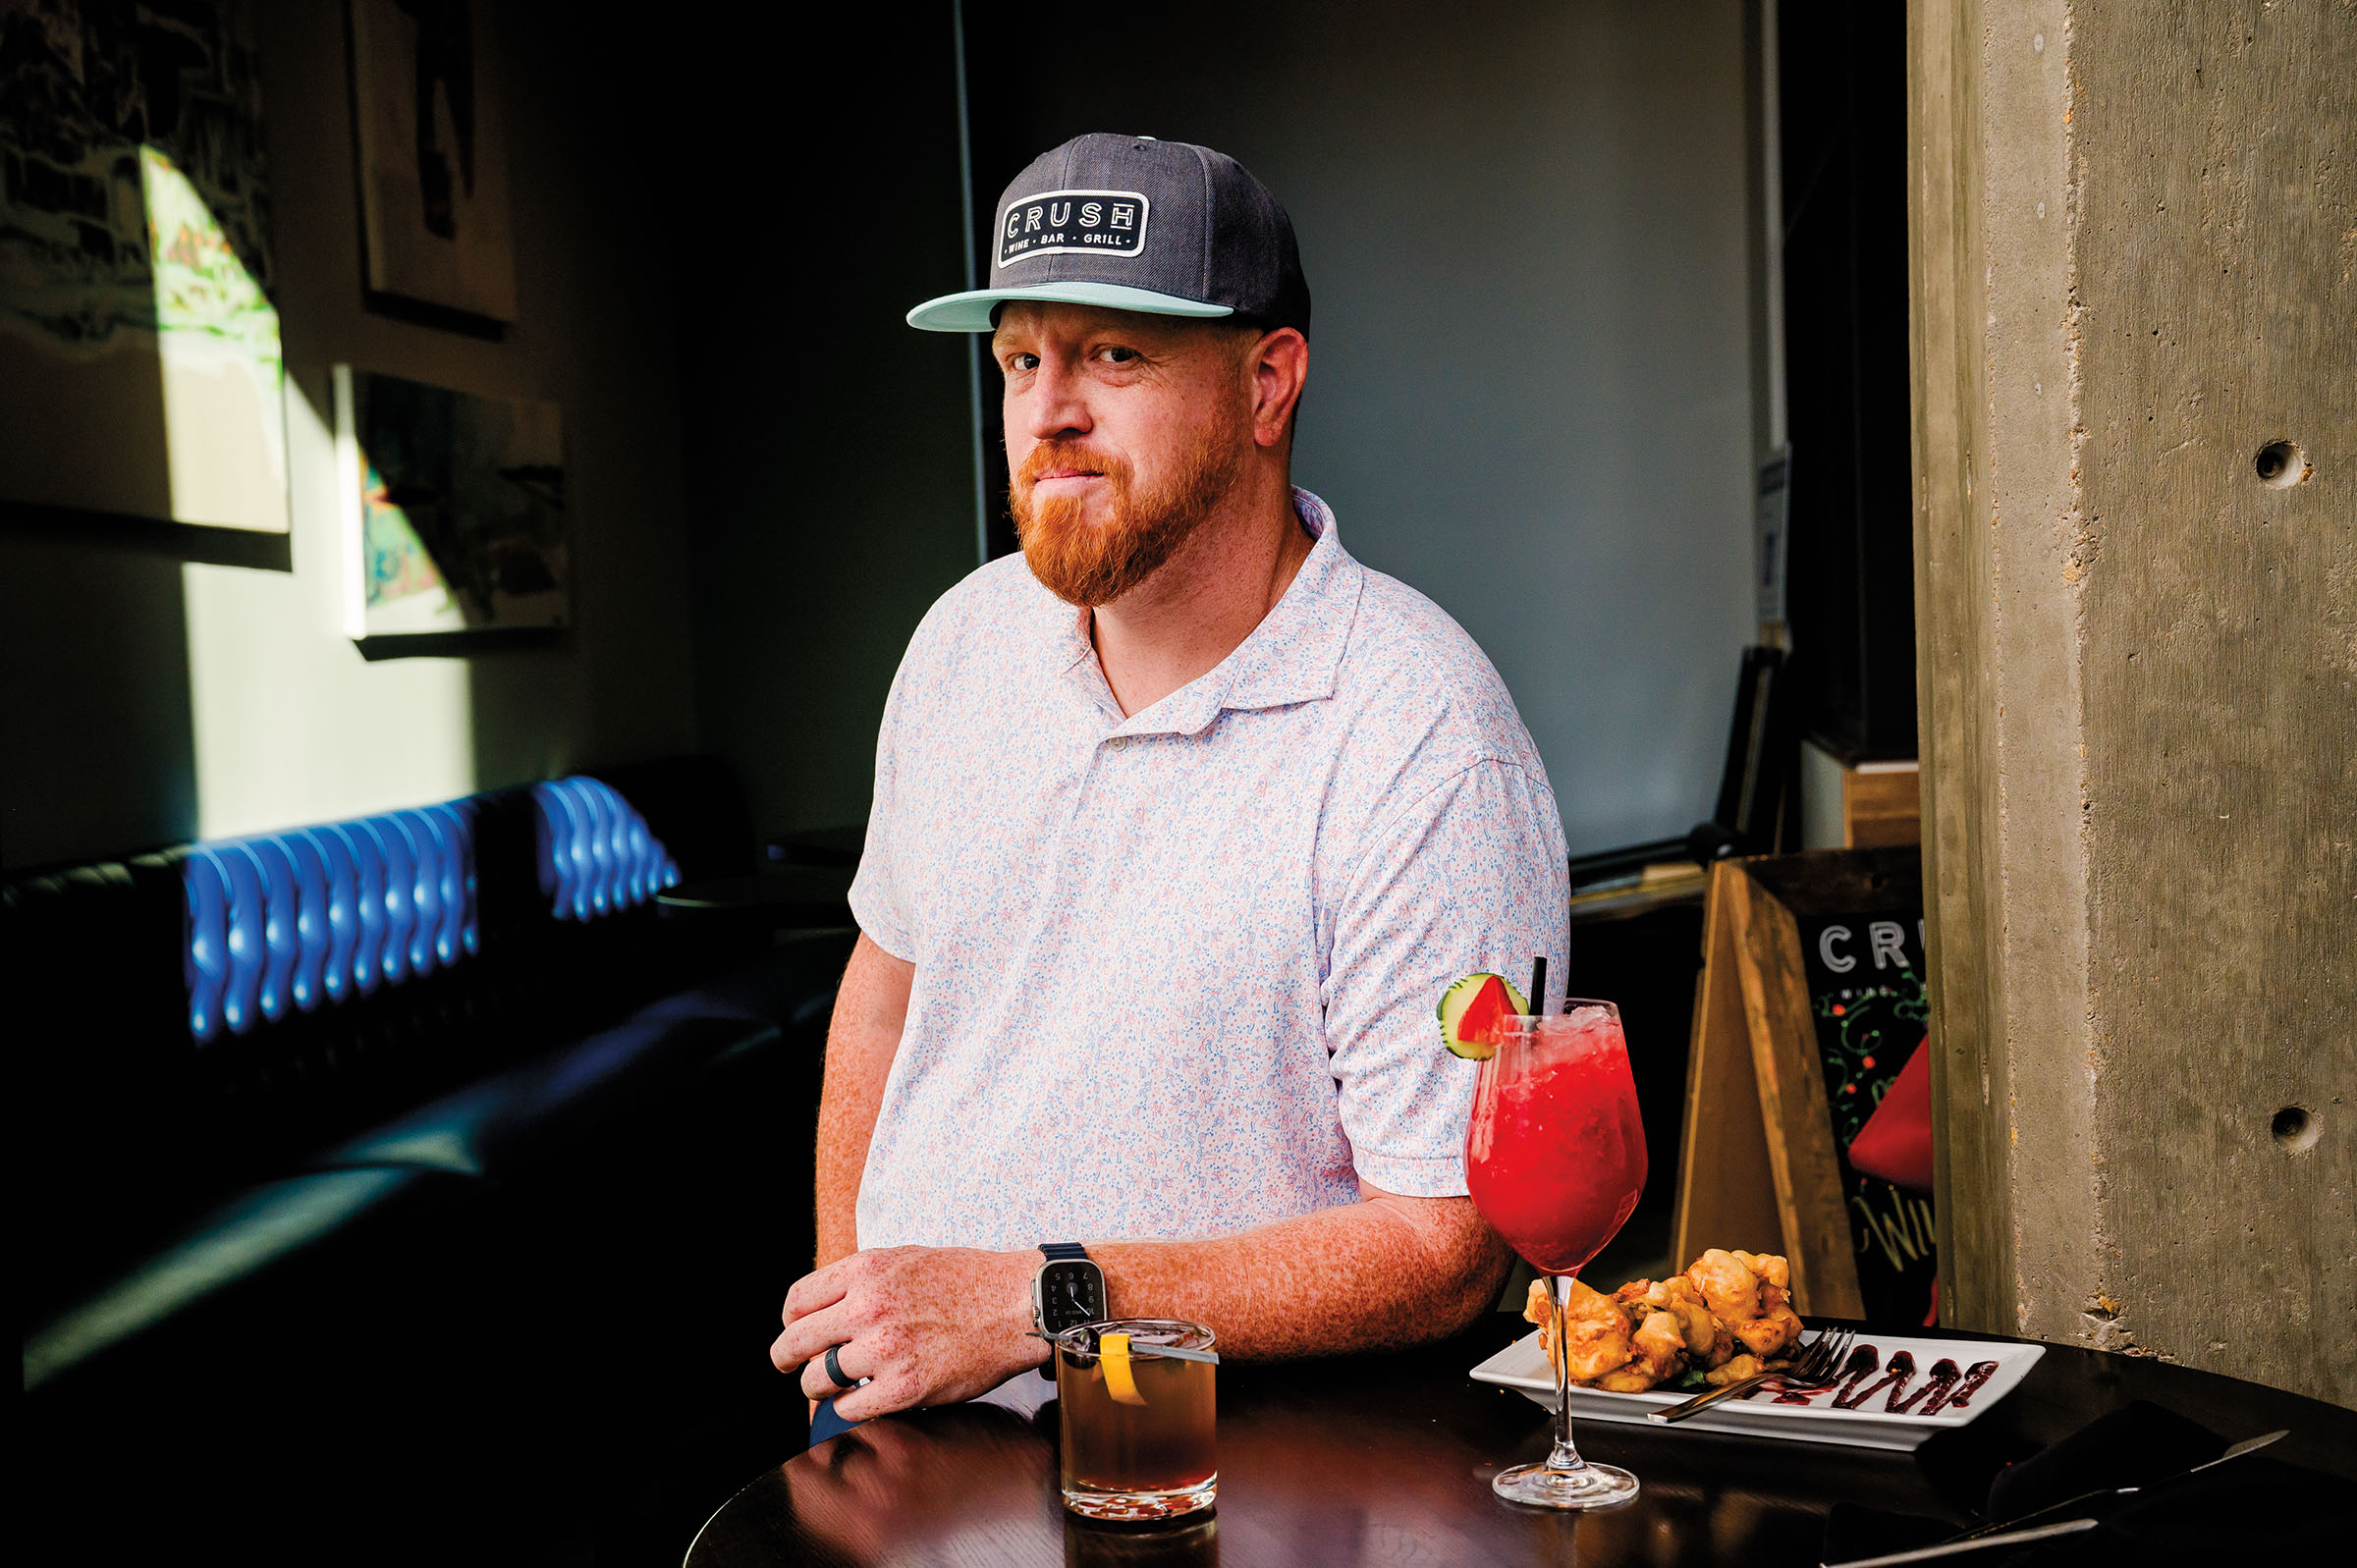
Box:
1246 327 1308 452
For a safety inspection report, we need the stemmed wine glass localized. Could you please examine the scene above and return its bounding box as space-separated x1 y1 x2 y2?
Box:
1464 1000 1648 1509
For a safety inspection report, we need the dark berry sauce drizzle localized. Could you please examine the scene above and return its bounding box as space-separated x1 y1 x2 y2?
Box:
1828 1344 1882 1406
1888 1358 1958 1414
1718 1343 2003 1414
1835 1349 1915 1410
1923 1359 2000 1414
1716 1339 2007 1414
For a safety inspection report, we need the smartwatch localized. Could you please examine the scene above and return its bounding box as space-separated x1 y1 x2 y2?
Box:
1032 1242 1107 1379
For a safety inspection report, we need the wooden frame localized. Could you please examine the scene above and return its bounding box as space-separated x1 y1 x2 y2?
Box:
350 0 519 326
1672 847 1925 1318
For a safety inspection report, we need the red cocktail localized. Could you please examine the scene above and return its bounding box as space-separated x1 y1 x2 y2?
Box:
1467 1005 1647 1273
1466 1002 1647 1508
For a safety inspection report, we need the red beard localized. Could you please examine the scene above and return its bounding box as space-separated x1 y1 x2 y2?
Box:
1011 411 1248 608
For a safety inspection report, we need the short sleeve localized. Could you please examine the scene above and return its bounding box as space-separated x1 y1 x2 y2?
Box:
847 655 918 962
1324 760 1570 1196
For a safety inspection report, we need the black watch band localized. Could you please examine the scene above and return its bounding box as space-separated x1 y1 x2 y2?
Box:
1033 1242 1104 1380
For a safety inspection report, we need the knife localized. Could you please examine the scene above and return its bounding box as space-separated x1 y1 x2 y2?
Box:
1821 1428 2290 1568
1938 1428 2287 1546
1820 1517 2099 1568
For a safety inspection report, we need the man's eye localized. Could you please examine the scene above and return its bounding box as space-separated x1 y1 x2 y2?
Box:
1098 346 1139 364
1007 352 1039 372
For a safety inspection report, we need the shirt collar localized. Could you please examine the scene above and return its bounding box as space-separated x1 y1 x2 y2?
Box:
1049 487 1360 737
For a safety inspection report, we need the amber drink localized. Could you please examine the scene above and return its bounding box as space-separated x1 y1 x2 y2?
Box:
1053 1319 1217 1521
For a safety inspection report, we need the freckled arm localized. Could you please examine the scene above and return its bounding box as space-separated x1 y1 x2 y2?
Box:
1090 1181 1513 1358
813 933 914 1270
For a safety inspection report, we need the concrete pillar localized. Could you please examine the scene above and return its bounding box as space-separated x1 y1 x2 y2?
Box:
1906 0 2354 1407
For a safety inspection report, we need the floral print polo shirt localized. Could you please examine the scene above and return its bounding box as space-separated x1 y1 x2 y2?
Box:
850 488 1570 1250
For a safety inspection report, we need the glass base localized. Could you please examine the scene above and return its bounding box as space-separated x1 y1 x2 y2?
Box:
1061 1479 1216 1522
1490 1459 1640 1511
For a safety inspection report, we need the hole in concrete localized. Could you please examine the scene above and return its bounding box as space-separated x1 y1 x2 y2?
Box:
2254 441 2309 488
2272 1105 2320 1152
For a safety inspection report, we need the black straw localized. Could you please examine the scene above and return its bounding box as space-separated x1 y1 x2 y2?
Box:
1528 955 1548 1016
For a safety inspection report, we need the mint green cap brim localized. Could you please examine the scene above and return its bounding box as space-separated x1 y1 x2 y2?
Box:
906 280 1235 332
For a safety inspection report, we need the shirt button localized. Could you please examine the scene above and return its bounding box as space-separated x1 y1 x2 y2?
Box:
1108 736 1129 751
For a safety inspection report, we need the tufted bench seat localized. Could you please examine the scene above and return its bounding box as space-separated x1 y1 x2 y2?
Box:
15 756 850 1562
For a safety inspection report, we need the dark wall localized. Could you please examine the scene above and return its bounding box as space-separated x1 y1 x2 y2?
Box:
960 0 1762 855
1 0 702 869
512 0 1762 854
663 9 981 841
1778 0 1917 760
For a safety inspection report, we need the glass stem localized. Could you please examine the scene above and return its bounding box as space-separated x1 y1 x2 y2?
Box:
1548 1272 1587 1472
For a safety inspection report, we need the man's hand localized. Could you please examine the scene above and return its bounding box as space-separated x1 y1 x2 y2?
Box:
776 1189 1507 1422
773 1245 1046 1422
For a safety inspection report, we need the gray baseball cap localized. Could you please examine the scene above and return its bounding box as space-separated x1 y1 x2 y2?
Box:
907 133 1311 336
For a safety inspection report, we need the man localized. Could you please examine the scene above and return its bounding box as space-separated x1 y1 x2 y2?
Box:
772 134 1569 1432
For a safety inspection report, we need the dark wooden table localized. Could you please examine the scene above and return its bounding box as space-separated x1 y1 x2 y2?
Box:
683 1320 2357 1566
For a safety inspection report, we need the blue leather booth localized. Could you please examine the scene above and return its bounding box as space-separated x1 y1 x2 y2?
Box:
13 756 850 1563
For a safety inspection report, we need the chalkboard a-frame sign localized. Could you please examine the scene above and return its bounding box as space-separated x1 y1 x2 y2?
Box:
1671 846 1938 1325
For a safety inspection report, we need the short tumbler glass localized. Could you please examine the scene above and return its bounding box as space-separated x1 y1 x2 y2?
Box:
1052 1318 1218 1522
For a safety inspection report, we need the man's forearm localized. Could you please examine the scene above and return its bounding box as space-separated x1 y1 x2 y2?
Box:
1091 1189 1511 1361
779 1185 1509 1417
812 1054 877 1270
812 934 913 1270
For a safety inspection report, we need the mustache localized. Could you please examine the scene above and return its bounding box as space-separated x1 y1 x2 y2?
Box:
1014 441 1132 490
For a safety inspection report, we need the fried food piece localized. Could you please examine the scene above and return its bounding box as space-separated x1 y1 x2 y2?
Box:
1581 1282 1704 1392
1705 1352 1766 1386
1524 1277 1635 1382
1730 1255 1804 1358
1627 1309 1688 1382
1530 1285 1688 1393
1641 1274 1723 1361
1685 1248 1765 1320
1519 1248 1805 1394
1684 1248 1805 1360
1562 1281 1638 1382
1734 1286 1804 1357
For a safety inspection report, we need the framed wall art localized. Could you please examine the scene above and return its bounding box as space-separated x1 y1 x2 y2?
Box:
334 366 565 652
0 0 290 540
348 0 517 324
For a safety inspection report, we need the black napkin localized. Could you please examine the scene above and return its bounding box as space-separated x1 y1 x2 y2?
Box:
1824 1400 2355 1564
1983 1400 2220 1523
2006 1454 2352 1563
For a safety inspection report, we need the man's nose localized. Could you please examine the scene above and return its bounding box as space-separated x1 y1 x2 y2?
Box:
1018 357 1093 442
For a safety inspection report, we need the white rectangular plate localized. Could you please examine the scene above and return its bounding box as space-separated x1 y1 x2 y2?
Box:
1470 1329 2045 1452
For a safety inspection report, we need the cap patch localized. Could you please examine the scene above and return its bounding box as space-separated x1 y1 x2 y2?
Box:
997 189 1149 269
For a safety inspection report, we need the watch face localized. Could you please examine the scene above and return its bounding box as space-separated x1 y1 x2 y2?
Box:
1038 1260 1106 1336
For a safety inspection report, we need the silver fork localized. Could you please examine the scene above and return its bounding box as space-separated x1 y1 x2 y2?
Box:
1647 1325 1859 1425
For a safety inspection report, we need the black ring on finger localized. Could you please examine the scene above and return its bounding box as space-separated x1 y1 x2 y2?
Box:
823 1342 851 1393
